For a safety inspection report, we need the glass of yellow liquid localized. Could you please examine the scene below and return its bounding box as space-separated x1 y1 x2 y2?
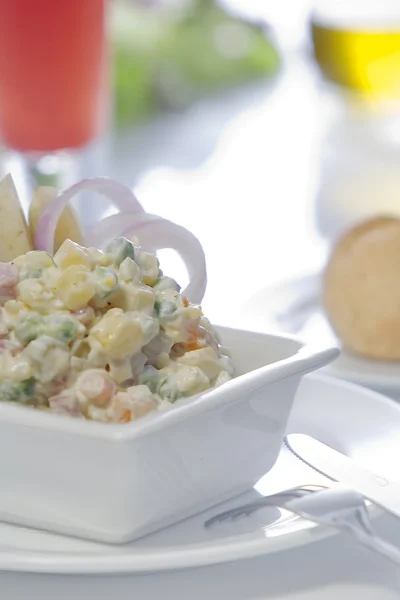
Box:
311 0 400 100
310 2 400 243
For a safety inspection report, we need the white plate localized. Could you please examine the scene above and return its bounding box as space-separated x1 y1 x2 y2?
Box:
0 373 399 576
241 273 400 398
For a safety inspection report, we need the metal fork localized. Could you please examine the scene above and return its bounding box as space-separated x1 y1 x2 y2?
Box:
205 485 400 567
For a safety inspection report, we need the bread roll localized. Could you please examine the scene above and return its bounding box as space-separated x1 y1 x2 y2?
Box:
324 216 400 360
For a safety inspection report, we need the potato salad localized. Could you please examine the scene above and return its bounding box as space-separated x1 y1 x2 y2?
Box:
0 237 233 423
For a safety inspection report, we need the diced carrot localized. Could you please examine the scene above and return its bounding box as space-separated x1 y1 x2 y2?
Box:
119 410 131 424
187 341 200 351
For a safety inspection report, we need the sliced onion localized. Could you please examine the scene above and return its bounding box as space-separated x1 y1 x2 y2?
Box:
34 176 207 303
84 211 145 249
35 177 144 254
87 212 207 304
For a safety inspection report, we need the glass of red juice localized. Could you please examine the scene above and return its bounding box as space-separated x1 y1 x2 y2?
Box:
0 0 107 194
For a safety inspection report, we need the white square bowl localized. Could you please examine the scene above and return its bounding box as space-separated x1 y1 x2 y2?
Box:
0 326 338 543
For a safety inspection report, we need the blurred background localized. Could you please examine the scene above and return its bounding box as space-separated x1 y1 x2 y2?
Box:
2 0 400 328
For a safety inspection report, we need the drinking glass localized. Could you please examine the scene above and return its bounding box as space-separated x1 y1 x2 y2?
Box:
0 0 107 203
310 0 400 240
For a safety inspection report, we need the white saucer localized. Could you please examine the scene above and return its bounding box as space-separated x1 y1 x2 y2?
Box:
0 374 399 577
240 273 400 398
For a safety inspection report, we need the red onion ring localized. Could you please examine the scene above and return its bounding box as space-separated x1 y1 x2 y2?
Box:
87 212 207 303
34 177 208 303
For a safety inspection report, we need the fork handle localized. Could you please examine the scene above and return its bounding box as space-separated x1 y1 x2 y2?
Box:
350 528 400 567
297 503 400 568
318 510 400 568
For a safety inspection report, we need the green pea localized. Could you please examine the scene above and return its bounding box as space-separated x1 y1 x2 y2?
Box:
106 237 136 266
93 266 119 301
139 366 161 394
0 378 36 404
19 251 55 280
154 300 177 321
24 268 43 279
135 314 159 346
16 378 36 400
14 314 43 345
158 376 179 402
44 314 78 344
153 276 181 293
139 367 179 402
